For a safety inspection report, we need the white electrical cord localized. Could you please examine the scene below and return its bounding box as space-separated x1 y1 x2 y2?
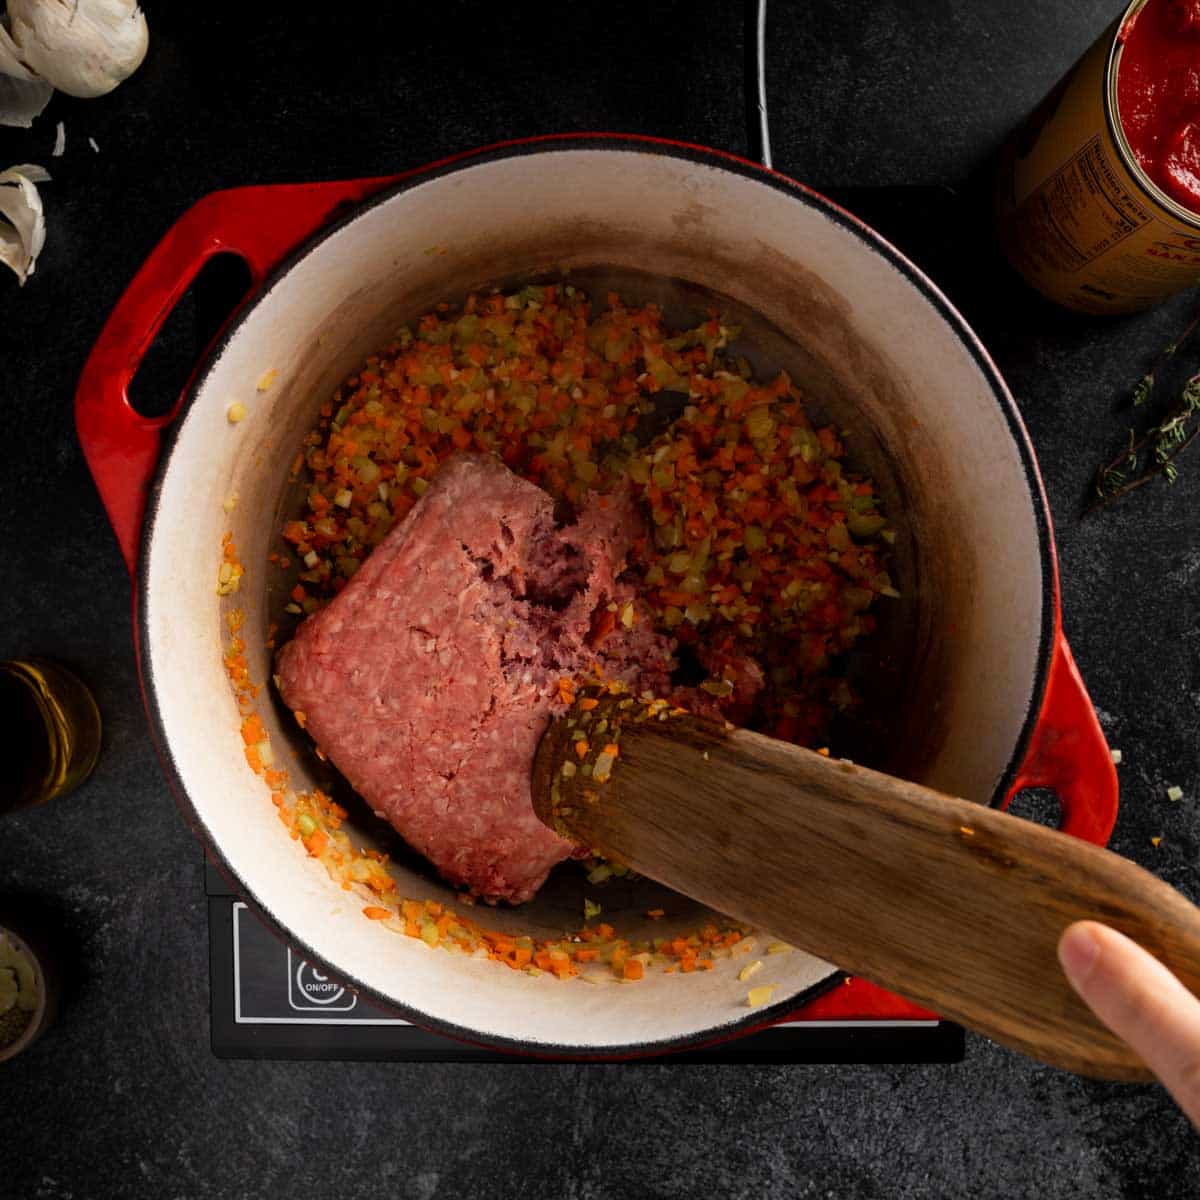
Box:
751 0 772 168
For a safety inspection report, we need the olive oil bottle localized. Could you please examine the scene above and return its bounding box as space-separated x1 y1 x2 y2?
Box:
0 659 101 815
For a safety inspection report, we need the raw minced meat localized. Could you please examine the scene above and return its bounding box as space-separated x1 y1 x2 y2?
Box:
275 454 674 903
271 286 896 909
280 287 896 748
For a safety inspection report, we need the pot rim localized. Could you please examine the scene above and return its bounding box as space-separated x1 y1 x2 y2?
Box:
136 133 1058 1058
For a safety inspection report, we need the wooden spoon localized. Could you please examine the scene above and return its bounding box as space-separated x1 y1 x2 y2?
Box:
532 694 1200 1080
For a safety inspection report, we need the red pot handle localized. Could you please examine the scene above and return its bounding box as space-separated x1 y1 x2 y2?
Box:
1004 632 1119 846
75 176 401 575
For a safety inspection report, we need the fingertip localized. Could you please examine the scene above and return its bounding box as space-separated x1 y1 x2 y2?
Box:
1058 921 1102 985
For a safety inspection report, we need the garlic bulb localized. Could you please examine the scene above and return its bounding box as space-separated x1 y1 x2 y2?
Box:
7 0 148 99
0 163 49 285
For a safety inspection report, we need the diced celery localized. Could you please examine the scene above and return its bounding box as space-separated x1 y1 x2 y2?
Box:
848 513 886 539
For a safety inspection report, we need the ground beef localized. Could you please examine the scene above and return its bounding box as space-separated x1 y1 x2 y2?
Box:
275 454 674 903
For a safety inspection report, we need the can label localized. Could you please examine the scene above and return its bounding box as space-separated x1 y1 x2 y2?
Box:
996 6 1200 314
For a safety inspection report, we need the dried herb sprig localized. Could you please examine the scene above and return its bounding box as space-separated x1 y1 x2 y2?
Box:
1089 306 1200 513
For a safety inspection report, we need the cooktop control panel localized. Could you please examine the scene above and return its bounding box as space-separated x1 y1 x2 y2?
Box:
207 862 963 1063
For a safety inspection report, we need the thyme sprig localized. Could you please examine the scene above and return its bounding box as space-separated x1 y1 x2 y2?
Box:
1089 306 1200 513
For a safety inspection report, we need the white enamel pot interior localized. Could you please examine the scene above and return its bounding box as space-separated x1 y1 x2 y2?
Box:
140 141 1054 1055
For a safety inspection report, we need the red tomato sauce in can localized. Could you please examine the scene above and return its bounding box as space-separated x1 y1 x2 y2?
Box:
996 0 1200 313
1116 0 1200 213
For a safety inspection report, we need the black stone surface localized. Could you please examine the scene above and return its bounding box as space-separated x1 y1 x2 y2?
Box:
2 2 1199 1196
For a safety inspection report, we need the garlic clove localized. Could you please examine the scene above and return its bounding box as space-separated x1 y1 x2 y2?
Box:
0 69 53 128
0 18 39 80
0 164 50 285
8 0 148 100
0 19 52 127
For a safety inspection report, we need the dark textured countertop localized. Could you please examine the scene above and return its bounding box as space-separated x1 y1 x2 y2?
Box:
3 2 1200 1196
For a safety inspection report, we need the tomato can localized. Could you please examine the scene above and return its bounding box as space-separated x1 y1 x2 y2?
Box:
996 0 1200 315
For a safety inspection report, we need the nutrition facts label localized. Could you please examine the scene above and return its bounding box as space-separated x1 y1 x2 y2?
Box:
1022 136 1152 272
996 8 1200 311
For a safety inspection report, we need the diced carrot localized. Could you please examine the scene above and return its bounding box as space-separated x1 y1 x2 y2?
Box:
363 906 391 920
239 714 265 745
303 829 329 856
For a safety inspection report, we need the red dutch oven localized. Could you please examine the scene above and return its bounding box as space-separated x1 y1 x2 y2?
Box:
76 136 1117 1056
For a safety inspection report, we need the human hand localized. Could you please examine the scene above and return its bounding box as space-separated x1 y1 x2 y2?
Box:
1059 920 1200 1124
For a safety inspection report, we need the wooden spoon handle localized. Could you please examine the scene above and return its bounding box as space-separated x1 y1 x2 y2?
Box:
533 701 1200 1080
